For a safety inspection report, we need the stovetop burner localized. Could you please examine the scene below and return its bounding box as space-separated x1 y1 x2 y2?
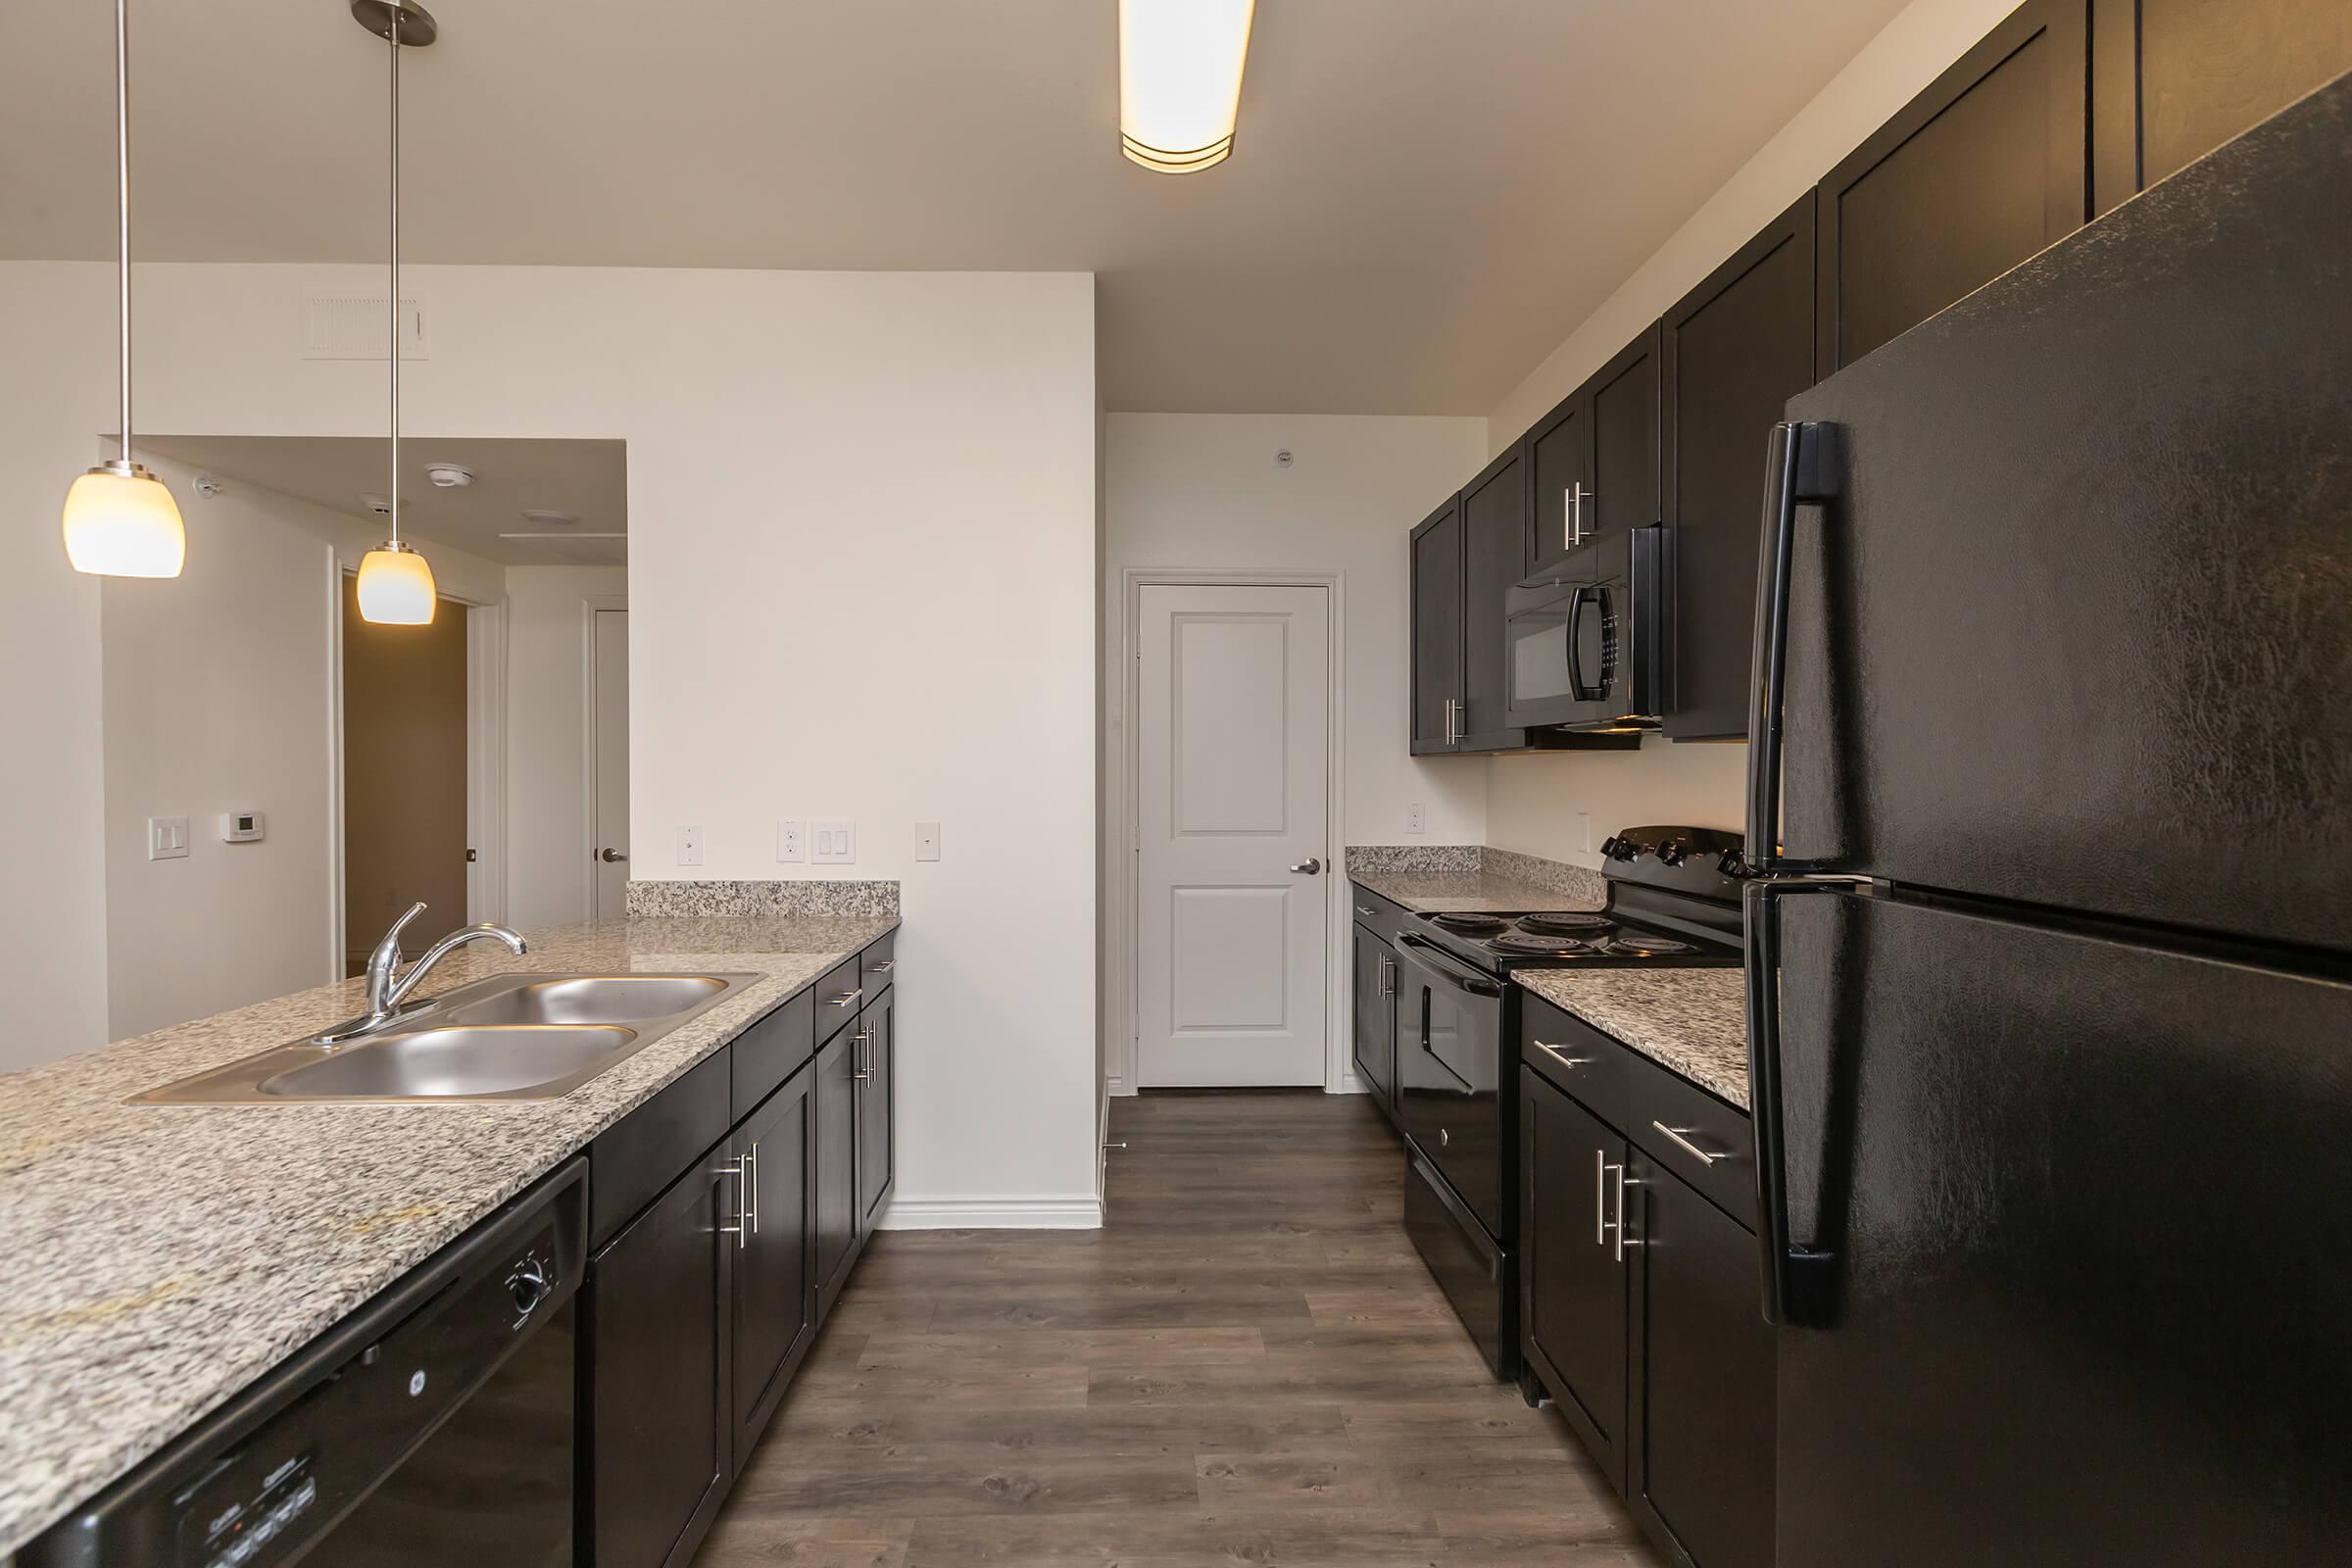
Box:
1489 931 1599 956
1517 911 1617 937
1593 933 1696 957
1430 911 1510 934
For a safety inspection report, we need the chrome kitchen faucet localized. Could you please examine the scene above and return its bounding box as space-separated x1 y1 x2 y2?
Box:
313 902 527 1045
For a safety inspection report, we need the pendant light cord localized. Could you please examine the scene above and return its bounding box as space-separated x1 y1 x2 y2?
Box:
115 0 133 462
387 5 402 547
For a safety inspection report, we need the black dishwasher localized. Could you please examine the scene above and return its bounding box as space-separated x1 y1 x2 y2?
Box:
24 1158 586 1568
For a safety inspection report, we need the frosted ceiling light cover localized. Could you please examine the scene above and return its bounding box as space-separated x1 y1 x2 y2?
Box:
1120 0 1255 173
356 541 436 624
64 465 185 578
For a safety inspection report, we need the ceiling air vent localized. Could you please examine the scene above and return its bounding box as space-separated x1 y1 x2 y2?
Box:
303 288 430 361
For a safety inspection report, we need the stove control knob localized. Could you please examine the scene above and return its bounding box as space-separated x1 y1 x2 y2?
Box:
1657 839 1689 867
1717 849 1753 879
508 1256 551 1318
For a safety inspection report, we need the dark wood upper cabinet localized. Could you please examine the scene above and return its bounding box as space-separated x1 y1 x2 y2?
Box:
2092 0 2352 212
1661 194 1817 741
1818 0 2089 372
1526 387 1593 583
1588 326 1663 581
1408 496 1465 755
1459 443 1530 747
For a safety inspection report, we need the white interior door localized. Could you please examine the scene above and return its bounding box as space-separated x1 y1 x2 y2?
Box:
591 609 629 920
1136 584 1330 1087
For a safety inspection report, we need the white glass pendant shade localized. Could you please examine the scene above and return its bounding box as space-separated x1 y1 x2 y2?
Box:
357 540 436 624
63 464 185 578
1119 0 1254 173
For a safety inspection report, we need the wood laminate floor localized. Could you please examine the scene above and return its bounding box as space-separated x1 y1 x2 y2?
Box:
700 1089 1660 1567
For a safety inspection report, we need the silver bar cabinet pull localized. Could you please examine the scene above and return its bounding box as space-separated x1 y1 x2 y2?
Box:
1534 1040 1592 1068
853 1028 874 1082
1652 1121 1728 1166
869 959 895 973
828 988 863 1008
717 1156 749 1248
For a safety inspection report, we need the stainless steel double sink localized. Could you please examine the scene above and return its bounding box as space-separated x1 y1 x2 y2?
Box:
133 971 761 1104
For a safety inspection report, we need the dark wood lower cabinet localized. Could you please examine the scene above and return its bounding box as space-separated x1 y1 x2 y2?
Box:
1627 1151 1778 1568
581 931 898 1567
855 986 896 1231
728 1068 816 1472
1351 923 1397 1117
583 1147 737 1568
1519 1065 1631 1488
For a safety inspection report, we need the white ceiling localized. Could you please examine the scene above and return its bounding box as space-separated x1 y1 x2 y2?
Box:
137 434 628 566
1 0 1909 415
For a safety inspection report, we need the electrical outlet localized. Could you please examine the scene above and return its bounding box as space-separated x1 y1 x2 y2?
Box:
811 819 857 865
1577 811 1594 856
147 815 190 861
914 821 941 861
775 818 805 863
676 825 704 866
1405 802 1426 835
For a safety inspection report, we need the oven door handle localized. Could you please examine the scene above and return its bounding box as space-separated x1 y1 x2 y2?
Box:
1395 933 1505 998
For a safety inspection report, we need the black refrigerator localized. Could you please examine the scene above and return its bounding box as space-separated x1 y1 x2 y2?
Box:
1742 74 2352 1567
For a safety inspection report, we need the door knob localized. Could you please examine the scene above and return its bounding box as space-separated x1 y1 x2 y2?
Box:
1289 858 1322 875
599 848 626 863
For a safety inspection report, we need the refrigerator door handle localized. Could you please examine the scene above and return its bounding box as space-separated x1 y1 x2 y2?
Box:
1745 876 1853 1328
1745 421 1839 874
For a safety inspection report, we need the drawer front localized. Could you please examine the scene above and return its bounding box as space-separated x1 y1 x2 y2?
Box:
588 1047 733 1250
1520 995 1630 1132
729 988 814 1120
1404 1152 1508 1377
811 956 864 1049
860 930 899 999
1626 1047 1755 1228
1349 882 1413 946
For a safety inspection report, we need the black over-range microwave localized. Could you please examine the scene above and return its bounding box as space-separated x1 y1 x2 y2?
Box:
1502 524 1669 733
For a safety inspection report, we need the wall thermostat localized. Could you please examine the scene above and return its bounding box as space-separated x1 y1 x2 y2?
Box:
220 811 266 843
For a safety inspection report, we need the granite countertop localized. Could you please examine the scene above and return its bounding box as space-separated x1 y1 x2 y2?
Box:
1516 967 1751 1110
0 912 896 1557
1347 846 1607 913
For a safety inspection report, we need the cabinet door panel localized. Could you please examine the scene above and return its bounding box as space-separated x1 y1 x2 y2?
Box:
812 1027 858 1304
730 1070 814 1465
1459 447 1527 746
1526 393 1593 584
587 1152 734 1568
1409 498 1464 752
1661 196 1816 740
1350 925 1396 1113
1519 1066 1630 1487
856 989 896 1230
1629 1155 1777 1568
1589 327 1663 572
2128 0 2352 196
1818 0 2088 370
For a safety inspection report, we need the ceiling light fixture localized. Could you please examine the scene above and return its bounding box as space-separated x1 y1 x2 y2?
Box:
352 1 438 626
62 0 186 579
1118 0 1255 174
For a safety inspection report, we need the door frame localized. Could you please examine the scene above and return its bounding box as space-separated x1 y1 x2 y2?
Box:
580 594 629 921
1105 567 1348 1098
324 565 507 980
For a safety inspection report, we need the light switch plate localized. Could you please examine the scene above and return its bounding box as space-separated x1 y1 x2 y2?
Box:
677 825 704 866
1577 812 1593 856
148 815 190 861
1405 802 1426 835
775 818 805 863
914 821 941 861
810 819 857 865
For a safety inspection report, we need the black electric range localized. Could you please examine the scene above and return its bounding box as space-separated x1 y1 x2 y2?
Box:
1391 826 1745 1384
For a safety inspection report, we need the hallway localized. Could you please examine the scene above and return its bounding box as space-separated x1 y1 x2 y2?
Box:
701 1090 1656 1566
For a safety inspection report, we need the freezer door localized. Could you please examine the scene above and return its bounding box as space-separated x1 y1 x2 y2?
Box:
1764 76 2352 951
1750 881 2352 1566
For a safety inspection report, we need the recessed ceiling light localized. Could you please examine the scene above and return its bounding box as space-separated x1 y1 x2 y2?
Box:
1119 0 1255 175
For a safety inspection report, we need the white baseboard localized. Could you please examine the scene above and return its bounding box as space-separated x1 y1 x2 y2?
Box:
877 1193 1104 1231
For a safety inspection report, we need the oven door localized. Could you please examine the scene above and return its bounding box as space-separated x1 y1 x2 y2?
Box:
1394 934 1505 1238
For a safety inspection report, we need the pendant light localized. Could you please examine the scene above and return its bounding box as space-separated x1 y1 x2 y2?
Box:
352 1 437 625
1118 0 1256 174
62 0 185 578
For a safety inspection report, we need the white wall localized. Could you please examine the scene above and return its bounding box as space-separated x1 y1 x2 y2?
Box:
2 261 1102 1227
505 565 627 931
1101 413 1491 1092
1480 0 2021 858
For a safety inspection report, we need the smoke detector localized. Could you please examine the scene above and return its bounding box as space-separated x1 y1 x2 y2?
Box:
518 509 578 527
360 493 401 516
424 463 473 488
191 473 225 500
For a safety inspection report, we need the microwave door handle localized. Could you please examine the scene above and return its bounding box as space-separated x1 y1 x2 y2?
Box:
1564 583 1600 702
